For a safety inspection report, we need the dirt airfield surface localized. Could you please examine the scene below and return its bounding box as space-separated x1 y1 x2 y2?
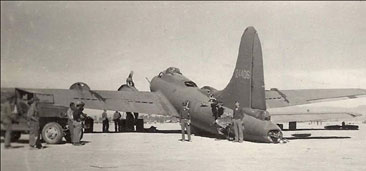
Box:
1 122 366 171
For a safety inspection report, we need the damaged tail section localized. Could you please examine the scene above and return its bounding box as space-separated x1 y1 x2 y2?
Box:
217 26 266 110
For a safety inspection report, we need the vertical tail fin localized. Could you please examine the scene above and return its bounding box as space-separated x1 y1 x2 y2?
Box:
217 26 266 110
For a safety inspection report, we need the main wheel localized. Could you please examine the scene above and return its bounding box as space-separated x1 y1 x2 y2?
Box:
42 122 64 144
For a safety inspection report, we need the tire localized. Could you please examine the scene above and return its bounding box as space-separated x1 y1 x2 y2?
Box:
11 132 21 142
42 122 64 144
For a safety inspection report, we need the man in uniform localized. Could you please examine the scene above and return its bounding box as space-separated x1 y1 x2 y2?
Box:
1 95 17 149
232 101 245 143
112 111 121 132
126 71 135 87
72 101 87 146
126 112 135 131
27 97 43 149
66 102 76 142
102 109 109 132
179 101 191 142
18 95 29 113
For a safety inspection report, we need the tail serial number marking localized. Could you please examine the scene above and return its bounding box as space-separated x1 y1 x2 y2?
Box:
235 69 251 80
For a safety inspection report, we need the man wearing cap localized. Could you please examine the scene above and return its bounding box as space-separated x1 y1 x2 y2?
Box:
102 110 109 132
1 95 18 149
126 71 135 87
112 111 121 132
66 102 76 143
27 97 42 149
179 101 191 142
232 101 245 143
72 101 87 146
17 95 29 118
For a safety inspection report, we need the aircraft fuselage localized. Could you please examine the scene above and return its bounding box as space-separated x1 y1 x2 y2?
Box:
150 68 282 143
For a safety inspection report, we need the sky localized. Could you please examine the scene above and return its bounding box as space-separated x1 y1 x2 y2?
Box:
1 1 365 111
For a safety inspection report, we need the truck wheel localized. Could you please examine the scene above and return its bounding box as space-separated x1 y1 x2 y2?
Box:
42 122 64 144
11 132 21 142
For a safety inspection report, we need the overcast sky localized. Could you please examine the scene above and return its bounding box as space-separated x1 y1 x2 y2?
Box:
1 1 365 93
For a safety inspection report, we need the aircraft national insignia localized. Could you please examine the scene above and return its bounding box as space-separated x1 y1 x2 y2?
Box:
234 69 251 80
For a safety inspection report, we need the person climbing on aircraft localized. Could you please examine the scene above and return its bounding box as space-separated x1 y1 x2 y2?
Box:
217 102 225 118
179 100 191 142
208 92 217 103
126 71 135 87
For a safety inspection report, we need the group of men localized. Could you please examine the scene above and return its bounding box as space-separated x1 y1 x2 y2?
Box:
101 110 125 133
179 99 246 143
101 110 140 133
99 71 138 133
66 101 88 146
1 95 43 149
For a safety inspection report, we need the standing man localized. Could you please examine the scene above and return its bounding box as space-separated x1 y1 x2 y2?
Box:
66 102 76 143
112 111 121 132
119 112 126 132
72 101 87 146
1 95 17 149
126 71 135 87
232 101 245 143
126 112 135 131
27 97 42 149
179 101 191 142
102 109 109 133
17 95 29 118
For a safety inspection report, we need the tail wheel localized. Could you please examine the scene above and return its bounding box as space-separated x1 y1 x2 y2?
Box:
42 122 64 144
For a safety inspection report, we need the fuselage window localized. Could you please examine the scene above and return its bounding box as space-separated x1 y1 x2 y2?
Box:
184 81 197 87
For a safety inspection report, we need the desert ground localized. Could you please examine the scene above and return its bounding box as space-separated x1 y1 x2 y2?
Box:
1 121 366 171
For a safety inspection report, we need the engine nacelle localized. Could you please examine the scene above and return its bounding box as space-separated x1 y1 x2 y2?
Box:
70 82 91 91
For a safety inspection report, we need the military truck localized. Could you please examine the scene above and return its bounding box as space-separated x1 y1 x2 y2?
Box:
1 88 93 144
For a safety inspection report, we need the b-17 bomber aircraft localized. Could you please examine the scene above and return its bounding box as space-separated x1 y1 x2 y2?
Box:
1 26 365 143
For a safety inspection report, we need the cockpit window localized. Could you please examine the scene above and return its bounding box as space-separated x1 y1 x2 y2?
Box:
184 81 197 87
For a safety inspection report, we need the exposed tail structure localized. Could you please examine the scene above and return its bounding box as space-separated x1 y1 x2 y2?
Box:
217 26 266 110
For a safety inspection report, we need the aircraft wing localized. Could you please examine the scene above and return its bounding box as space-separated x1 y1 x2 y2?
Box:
266 88 366 108
16 88 179 117
270 112 362 123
